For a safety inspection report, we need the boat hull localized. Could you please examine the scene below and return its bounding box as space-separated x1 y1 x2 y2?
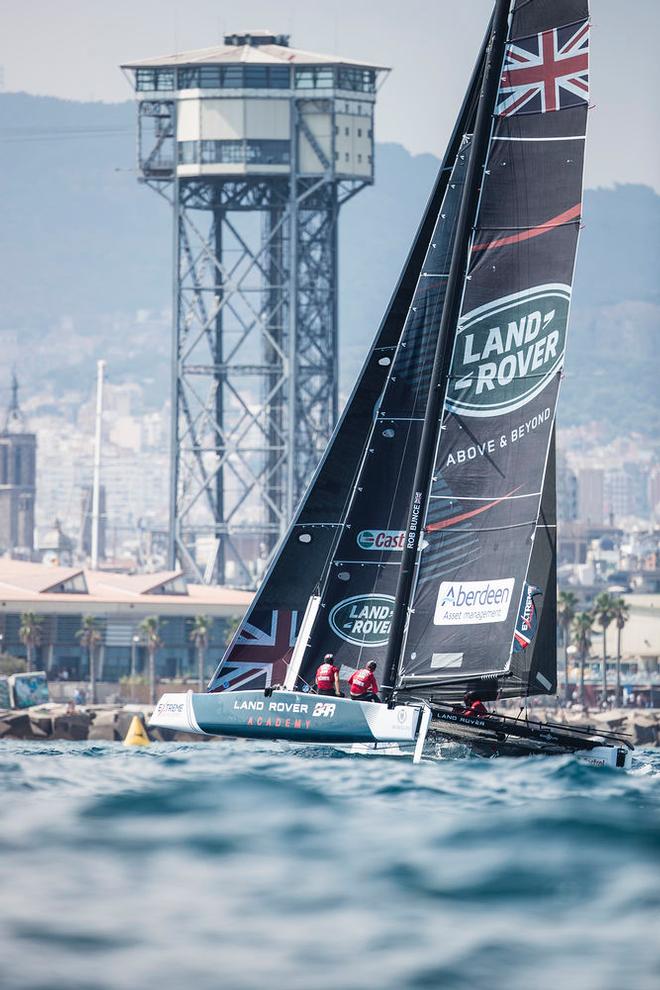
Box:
151 690 423 745
429 710 633 767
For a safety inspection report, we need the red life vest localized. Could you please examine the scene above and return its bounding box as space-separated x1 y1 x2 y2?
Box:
465 699 488 717
349 668 378 696
315 663 339 690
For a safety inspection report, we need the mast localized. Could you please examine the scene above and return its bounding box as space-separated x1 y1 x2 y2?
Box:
381 0 511 700
91 359 106 570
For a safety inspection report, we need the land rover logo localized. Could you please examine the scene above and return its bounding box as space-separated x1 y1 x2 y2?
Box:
329 594 395 647
447 283 571 418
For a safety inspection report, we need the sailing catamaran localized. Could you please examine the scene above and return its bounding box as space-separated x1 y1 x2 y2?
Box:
152 0 633 768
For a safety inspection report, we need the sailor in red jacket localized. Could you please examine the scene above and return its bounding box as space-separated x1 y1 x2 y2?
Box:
462 691 489 717
348 660 381 702
315 654 341 696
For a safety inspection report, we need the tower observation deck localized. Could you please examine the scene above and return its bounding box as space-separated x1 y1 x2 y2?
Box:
122 32 387 587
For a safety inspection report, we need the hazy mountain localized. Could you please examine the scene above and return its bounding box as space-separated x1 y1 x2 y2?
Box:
0 93 658 435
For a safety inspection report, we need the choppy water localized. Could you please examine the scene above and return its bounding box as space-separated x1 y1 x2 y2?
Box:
0 740 659 990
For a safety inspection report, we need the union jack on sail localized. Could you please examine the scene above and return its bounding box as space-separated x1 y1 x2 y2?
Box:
497 20 590 116
209 609 299 692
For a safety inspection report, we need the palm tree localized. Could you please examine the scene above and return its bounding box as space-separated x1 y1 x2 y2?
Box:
76 615 102 704
190 616 213 693
612 597 630 708
19 612 43 673
572 612 593 707
139 616 163 705
592 592 617 704
557 590 579 701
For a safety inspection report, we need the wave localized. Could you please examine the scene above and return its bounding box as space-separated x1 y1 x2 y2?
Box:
0 740 658 990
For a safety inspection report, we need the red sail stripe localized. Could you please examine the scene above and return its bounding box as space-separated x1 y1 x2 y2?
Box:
426 487 521 532
471 203 581 253
570 77 589 92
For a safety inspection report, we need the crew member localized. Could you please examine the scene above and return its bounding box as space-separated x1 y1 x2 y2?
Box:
463 691 489 717
315 654 341 696
348 660 380 702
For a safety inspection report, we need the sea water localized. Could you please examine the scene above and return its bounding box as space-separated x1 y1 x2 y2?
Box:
0 740 658 990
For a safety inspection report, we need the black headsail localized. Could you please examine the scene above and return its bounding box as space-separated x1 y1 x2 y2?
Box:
208 24 491 693
396 0 590 699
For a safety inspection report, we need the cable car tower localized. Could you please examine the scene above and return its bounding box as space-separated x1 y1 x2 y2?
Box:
122 32 386 587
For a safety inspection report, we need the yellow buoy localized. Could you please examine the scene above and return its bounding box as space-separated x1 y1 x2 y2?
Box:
123 714 150 747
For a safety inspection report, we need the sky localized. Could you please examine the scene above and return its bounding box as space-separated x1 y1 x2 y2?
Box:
1 0 659 191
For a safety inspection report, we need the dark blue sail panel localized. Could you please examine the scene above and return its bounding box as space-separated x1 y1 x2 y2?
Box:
400 3 589 686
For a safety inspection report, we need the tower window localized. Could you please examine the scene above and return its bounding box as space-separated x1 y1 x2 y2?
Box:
136 68 174 91
294 66 334 89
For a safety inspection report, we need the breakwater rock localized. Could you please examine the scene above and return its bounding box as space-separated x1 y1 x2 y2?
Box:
0 702 657 747
0 702 202 743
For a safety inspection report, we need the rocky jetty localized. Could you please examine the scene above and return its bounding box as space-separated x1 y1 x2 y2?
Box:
0 703 203 743
0 702 657 747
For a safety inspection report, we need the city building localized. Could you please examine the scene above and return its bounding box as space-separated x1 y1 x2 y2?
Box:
0 560 252 681
604 463 648 521
649 466 660 520
0 375 36 556
576 467 604 524
557 457 578 522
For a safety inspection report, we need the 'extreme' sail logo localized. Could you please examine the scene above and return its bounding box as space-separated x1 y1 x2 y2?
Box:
447 284 571 418
329 594 395 647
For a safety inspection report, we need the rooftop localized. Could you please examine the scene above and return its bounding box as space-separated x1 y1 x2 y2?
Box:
122 34 387 71
0 560 253 616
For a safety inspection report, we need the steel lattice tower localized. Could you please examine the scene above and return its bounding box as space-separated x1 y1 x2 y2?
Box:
123 33 385 587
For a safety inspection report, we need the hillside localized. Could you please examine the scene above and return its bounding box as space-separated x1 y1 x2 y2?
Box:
0 92 658 435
